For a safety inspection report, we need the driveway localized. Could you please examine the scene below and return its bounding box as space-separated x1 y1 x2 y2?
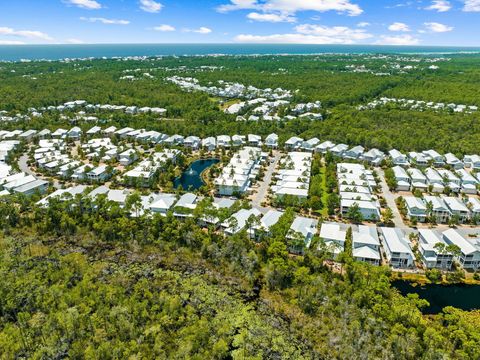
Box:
251 150 281 208
376 167 408 230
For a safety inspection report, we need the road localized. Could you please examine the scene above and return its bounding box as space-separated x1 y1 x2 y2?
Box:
376 167 408 230
251 150 281 208
18 153 61 189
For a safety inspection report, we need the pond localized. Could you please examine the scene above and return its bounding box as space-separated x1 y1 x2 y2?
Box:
174 158 219 191
392 280 480 314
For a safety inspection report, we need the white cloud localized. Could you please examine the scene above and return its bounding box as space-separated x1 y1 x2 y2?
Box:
388 22 410 32
463 0 480 11
0 27 53 41
218 0 363 17
154 24 176 32
80 17 130 25
424 22 453 32
425 0 451 12
0 40 25 45
64 0 102 10
193 27 212 34
357 22 370 27
247 12 296 22
139 0 163 13
235 23 372 44
376 34 419 45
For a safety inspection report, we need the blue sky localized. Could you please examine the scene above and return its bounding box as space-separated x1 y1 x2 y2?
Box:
0 0 479 46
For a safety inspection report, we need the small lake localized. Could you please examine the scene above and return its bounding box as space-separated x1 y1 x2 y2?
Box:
393 280 480 314
174 158 219 191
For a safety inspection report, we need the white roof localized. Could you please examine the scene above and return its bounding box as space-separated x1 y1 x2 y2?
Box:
319 222 346 242
353 246 380 260
381 227 413 254
443 229 479 255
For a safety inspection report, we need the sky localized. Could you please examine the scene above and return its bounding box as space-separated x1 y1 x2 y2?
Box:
0 0 479 46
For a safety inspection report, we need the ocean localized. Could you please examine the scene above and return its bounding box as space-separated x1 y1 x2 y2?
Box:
0 44 479 62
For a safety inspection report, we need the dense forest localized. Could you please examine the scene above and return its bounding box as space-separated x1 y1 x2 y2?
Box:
1 195 480 358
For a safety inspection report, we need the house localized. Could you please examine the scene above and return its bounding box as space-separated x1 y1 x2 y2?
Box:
445 153 463 169
352 225 381 265
106 189 130 207
67 126 82 139
341 199 380 221
319 222 346 258
87 165 111 182
265 133 278 149
466 197 480 218
184 136 201 150
456 169 478 189
52 128 68 138
12 179 49 196
18 129 37 141
362 148 384 166
252 209 283 240
423 195 451 223
119 149 138 166
463 155 480 170
3 174 37 191
173 193 198 219
404 196 427 223
407 168 428 190
149 194 177 215
425 168 443 185
217 135 231 148
115 127 135 138
103 126 117 136
380 227 414 268
423 149 445 166
343 145 364 160
287 216 318 254
57 161 81 178
392 166 411 191
232 135 246 147
437 169 461 185
284 136 303 151
408 152 429 167
37 129 51 139
443 196 470 223
315 141 335 154
86 126 102 136
330 143 348 157
222 208 262 235
302 138 320 152
443 229 480 270
418 229 453 269
248 134 262 147
202 137 216 151
389 149 409 166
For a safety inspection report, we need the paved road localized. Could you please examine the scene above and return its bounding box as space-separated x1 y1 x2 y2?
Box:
18 153 61 189
251 151 281 208
376 167 408 230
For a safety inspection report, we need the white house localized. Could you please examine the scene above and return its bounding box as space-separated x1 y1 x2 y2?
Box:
319 222 346 258
315 141 335 154
284 136 303 151
404 196 427 223
444 153 463 169
463 155 480 170
380 227 414 268
392 166 411 191
287 216 318 254
222 208 262 235
119 149 138 166
265 133 278 149
443 196 470 223
443 229 480 270
352 225 381 265
418 229 453 269
253 209 283 240
344 145 364 160
389 149 409 166
330 143 348 157
423 195 451 223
